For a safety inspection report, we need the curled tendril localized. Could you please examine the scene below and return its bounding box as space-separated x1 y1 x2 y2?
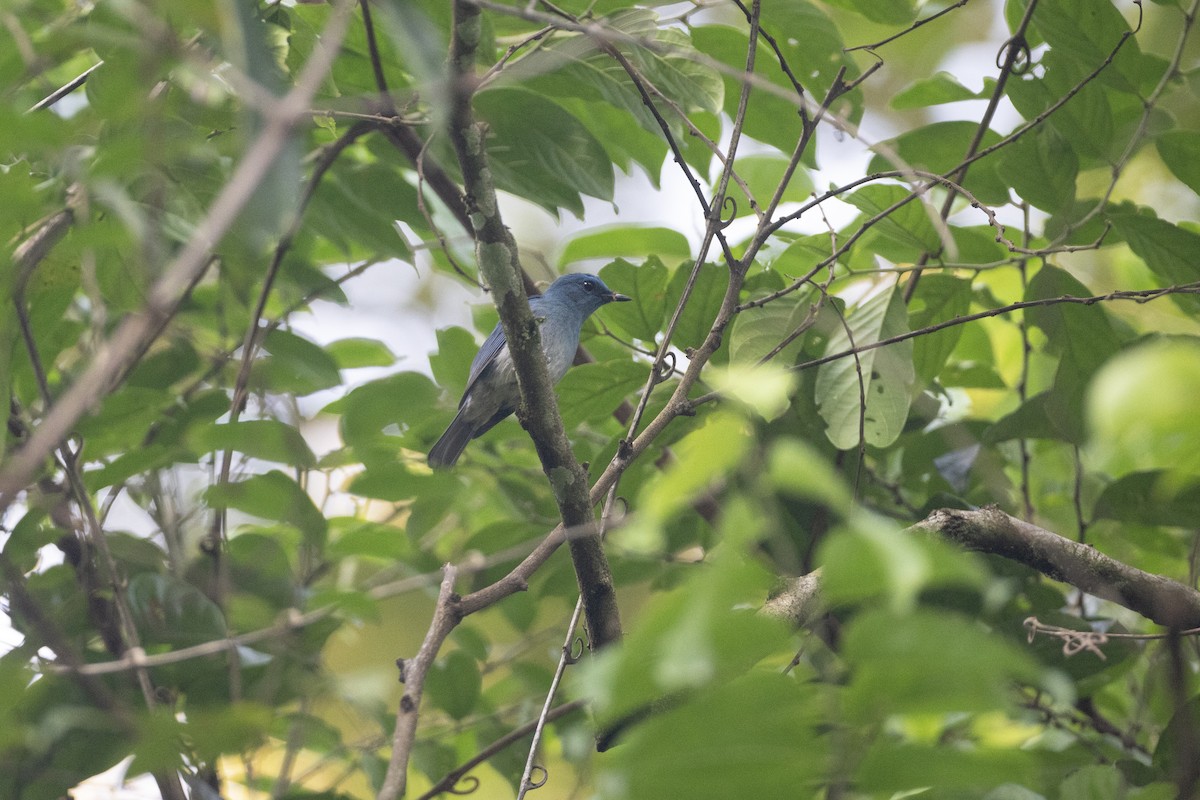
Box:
996 34 1031 74
653 351 677 385
447 775 480 795
1024 617 1108 660
717 196 737 229
526 765 549 790
614 496 630 518
565 636 585 665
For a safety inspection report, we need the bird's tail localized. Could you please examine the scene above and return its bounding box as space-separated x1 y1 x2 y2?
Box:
428 410 476 469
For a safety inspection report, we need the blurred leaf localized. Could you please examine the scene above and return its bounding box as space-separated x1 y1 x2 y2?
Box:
822 0 914 24
325 337 396 369
639 411 750 524
1087 338 1200 475
858 743 1041 794
1093 471 1200 527
599 674 826 799
1156 130 1200 196
815 285 915 450
255 329 342 396
426 650 481 721
189 420 316 468
187 703 274 762
1026 266 1125 443
842 608 1040 721
205 471 327 544
707 363 797 420
128 573 227 647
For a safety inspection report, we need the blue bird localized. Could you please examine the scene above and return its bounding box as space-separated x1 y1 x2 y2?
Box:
428 273 631 468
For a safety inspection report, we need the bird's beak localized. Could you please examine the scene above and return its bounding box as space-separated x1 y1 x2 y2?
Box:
608 292 632 303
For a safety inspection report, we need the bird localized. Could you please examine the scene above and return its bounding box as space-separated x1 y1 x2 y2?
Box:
428 273 631 469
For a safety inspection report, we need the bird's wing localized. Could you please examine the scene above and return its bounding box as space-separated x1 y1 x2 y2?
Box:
461 322 509 406
460 296 547 407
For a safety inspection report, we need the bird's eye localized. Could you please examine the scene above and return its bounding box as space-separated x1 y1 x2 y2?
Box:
582 280 595 292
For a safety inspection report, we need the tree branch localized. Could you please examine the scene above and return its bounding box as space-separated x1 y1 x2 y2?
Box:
445 0 621 651
765 508 1200 631
915 507 1200 630
378 565 461 800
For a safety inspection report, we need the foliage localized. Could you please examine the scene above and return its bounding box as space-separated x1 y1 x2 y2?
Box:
2 0 1200 798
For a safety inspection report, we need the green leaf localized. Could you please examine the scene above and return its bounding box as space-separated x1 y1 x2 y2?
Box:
725 155 813 213
815 285 915 450
307 161 416 260
844 183 941 254
426 650 481 721
255 329 342 396
858 743 1041 794
1110 211 1200 309
867 121 1009 206
1032 0 1151 94
842 608 1040 721
1093 471 1200 528
729 297 811 366
76 387 174 460
822 0 914 25
336 372 442 462
985 392 1073 443
560 227 691 267
891 73 994 109
1026 266 1125 443
693 10 860 157
127 573 227 647
1007 51 1116 164
599 674 826 799
908 274 973 384
557 359 645 428
204 471 327 544
666 261 726 354
324 337 396 369
707 363 797 420
599 257 671 341
1001 123 1078 213
639 411 750 524
189 420 316 468
1156 130 1200 196
474 87 615 216
1087 338 1200 475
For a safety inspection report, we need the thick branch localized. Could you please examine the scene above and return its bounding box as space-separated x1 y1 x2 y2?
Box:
916 507 1200 630
445 0 620 650
767 508 1200 630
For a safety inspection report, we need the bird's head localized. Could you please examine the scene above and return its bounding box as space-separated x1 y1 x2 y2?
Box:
544 273 631 316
